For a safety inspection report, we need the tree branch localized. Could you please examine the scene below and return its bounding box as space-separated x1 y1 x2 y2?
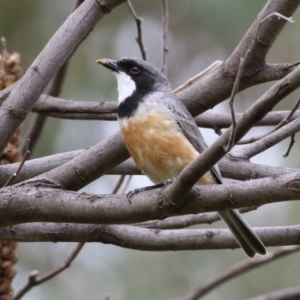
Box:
36 131 130 191
233 115 300 159
0 223 299 250
1 172 300 227
249 286 300 300
161 0 169 76
126 0 147 60
164 64 300 204
137 208 256 230
238 95 300 145
0 149 299 187
177 1 300 116
1 62 298 123
0 0 126 155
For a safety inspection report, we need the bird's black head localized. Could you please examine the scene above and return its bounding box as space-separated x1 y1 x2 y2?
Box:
97 57 171 118
97 57 170 102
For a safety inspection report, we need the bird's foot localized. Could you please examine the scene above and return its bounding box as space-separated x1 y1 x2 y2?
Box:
127 183 164 204
164 179 175 186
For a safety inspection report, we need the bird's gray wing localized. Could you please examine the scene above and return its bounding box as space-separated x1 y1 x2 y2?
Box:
165 95 223 184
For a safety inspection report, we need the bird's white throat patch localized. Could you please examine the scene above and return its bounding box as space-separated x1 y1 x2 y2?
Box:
114 71 136 103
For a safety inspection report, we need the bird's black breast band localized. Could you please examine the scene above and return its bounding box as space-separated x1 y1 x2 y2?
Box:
118 89 147 119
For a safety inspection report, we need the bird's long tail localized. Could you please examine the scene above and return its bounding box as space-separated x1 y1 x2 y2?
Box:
218 209 266 258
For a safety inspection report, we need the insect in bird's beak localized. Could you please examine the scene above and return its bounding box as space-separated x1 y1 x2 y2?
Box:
96 59 121 72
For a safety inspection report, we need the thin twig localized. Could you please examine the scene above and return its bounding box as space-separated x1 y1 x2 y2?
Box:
126 0 147 60
2 138 30 188
249 286 300 300
173 61 223 94
121 175 133 193
224 56 247 152
214 127 223 136
224 12 294 152
111 175 126 194
238 95 300 145
282 134 295 158
137 207 257 230
161 0 168 76
257 12 294 40
180 246 300 300
13 242 85 300
232 114 300 160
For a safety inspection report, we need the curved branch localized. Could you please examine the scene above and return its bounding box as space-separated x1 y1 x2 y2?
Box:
13 242 84 300
249 286 300 300
180 246 300 300
0 223 299 250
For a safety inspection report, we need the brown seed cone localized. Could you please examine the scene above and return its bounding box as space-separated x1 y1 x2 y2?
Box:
0 38 23 300
0 241 18 300
0 38 22 89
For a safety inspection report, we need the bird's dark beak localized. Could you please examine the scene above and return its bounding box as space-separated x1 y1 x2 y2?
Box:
96 59 121 72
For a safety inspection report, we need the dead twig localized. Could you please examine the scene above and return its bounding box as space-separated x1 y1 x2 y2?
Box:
111 174 126 194
121 174 133 193
238 95 300 145
282 134 296 158
2 138 30 188
137 207 257 230
224 56 247 152
225 12 295 152
249 286 300 300
126 0 147 60
161 0 169 76
13 242 85 300
257 12 294 41
180 246 300 300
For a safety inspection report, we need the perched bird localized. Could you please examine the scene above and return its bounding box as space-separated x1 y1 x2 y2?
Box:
97 57 266 258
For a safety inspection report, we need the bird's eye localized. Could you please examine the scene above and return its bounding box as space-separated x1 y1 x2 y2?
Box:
130 66 140 74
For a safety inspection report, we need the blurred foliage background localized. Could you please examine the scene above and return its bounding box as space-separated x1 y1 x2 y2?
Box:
1 1 300 299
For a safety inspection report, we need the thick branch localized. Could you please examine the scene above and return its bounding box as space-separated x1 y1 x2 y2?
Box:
1 172 300 227
0 0 125 155
35 132 130 191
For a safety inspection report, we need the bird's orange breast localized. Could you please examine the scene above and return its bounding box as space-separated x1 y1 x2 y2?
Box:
119 110 215 185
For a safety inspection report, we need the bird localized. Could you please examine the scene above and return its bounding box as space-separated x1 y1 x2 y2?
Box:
97 57 267 258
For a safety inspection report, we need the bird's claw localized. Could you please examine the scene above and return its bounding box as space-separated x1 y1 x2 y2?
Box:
164 179 174 186
126 183 165 204
127 189 139 204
